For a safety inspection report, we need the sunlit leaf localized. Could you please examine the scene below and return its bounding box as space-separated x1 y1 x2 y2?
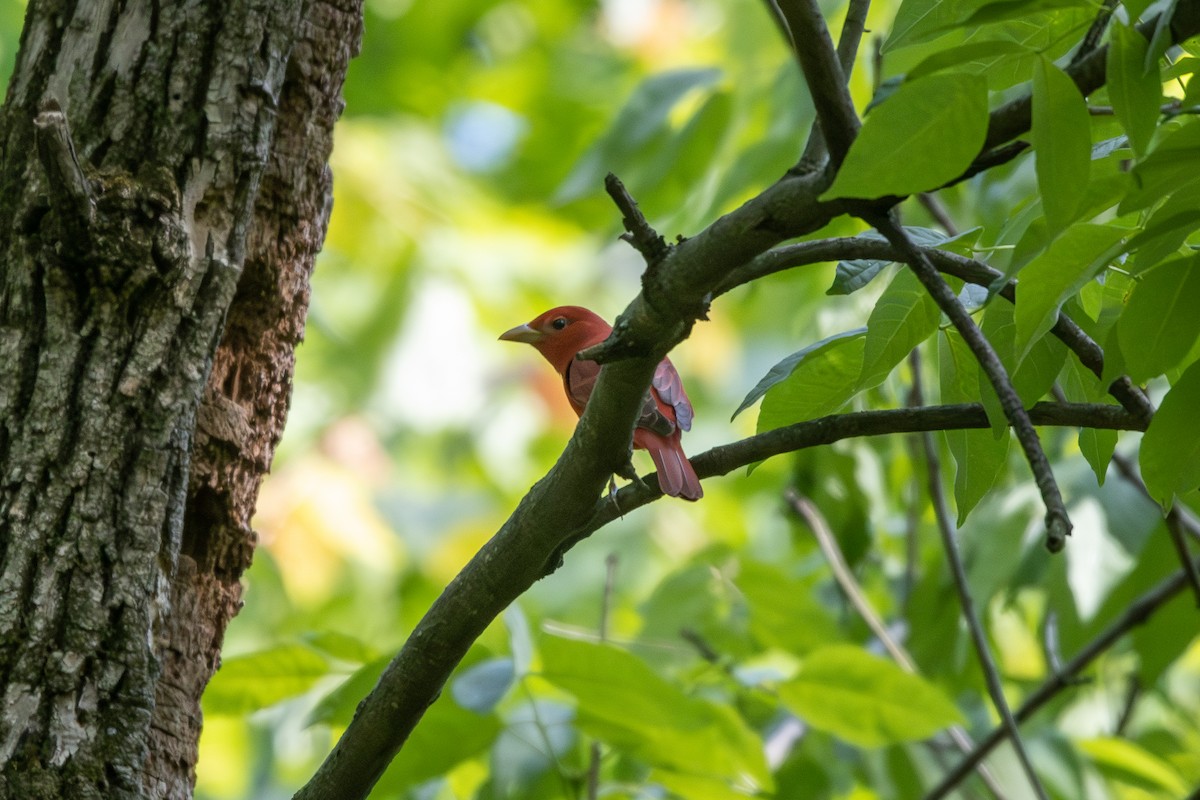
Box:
755 332 868 433
1012 224 1128 361
908 41 1034 79
203 644 332 716
376 694 502 792
540 637 772 789
1121 119 1200 213
1078 737 1190 796
779 646 963 747
959 0 1092 27
733 328 867 420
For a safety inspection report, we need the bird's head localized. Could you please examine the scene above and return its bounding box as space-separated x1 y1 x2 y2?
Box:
499 305 613 374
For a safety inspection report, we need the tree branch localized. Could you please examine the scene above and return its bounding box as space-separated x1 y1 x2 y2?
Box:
717 237 1155 424
774 0 861 167
786 492 1010 800
923 556 1200 799
604 172 669 267
798 0 872 168
296 9 1200 792
554 401 1143 561
920 430 1050 800
1111 453 1200 606
869 214 1072 552
984 6 1200 154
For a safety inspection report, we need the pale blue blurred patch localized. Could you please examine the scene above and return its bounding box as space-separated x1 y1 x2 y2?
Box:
444 101 527 173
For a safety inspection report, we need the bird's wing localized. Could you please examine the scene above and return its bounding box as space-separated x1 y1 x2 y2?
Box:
651 358 694 432
564 357 600 415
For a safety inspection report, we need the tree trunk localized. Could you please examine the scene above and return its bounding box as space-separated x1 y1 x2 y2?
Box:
0 1 361 798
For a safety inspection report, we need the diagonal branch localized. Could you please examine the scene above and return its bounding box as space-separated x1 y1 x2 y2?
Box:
786 492 1010 800
920 431 1051 800
295 10 1200 795
923 555 1200 799
868 214 1072 552
717 236 1155 423
553 401 1143 561
774 0 861 166
798 0 872 168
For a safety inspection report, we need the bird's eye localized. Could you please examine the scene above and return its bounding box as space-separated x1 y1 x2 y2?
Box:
551 318 568 330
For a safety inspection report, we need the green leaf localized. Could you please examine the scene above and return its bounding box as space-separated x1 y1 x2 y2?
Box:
978 299 1069 432
738 561 841 655
958 0 1092 27
1012 223 1128 362
859 268 942 387
1121 119 1200 213
1139 358 1200 507
756 331 868 433
821 73 988 200
539 637 772 789
203 643 332 715
1127 183 1200 274
883 0 966 52
1108 22 1162 157
1078 737 1190 796
555 68 722 203
1117 255 1200 382
733 328 867 420
908 41 1034 80
377 695 502 791
1032 57 1091 231
1060 358 1118 484
778 645 963 747
940 329 1011 521
829 257 892 295
307 656 388 727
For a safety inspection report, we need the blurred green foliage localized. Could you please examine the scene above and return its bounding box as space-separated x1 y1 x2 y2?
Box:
4 0 1198 795
204 0 1200 795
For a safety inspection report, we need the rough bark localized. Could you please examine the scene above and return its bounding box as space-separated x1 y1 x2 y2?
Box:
0 1 361 798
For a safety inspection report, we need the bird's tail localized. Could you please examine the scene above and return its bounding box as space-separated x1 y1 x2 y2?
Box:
646 436 703 501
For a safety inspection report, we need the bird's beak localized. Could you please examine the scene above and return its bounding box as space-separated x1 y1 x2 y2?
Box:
498 323 542 344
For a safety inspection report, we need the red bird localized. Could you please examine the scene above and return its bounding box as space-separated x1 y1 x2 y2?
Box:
500 306 703 501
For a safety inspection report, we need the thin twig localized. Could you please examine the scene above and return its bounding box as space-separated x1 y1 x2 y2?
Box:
587 554 619 800
1110 453 1200 606
924 557 1198 800
787 492 915 668
786 491 1010 800
871 213 1072 552
917 193 959 236
920 431 1051 800
1113 675 1141 735
604 173 669 266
